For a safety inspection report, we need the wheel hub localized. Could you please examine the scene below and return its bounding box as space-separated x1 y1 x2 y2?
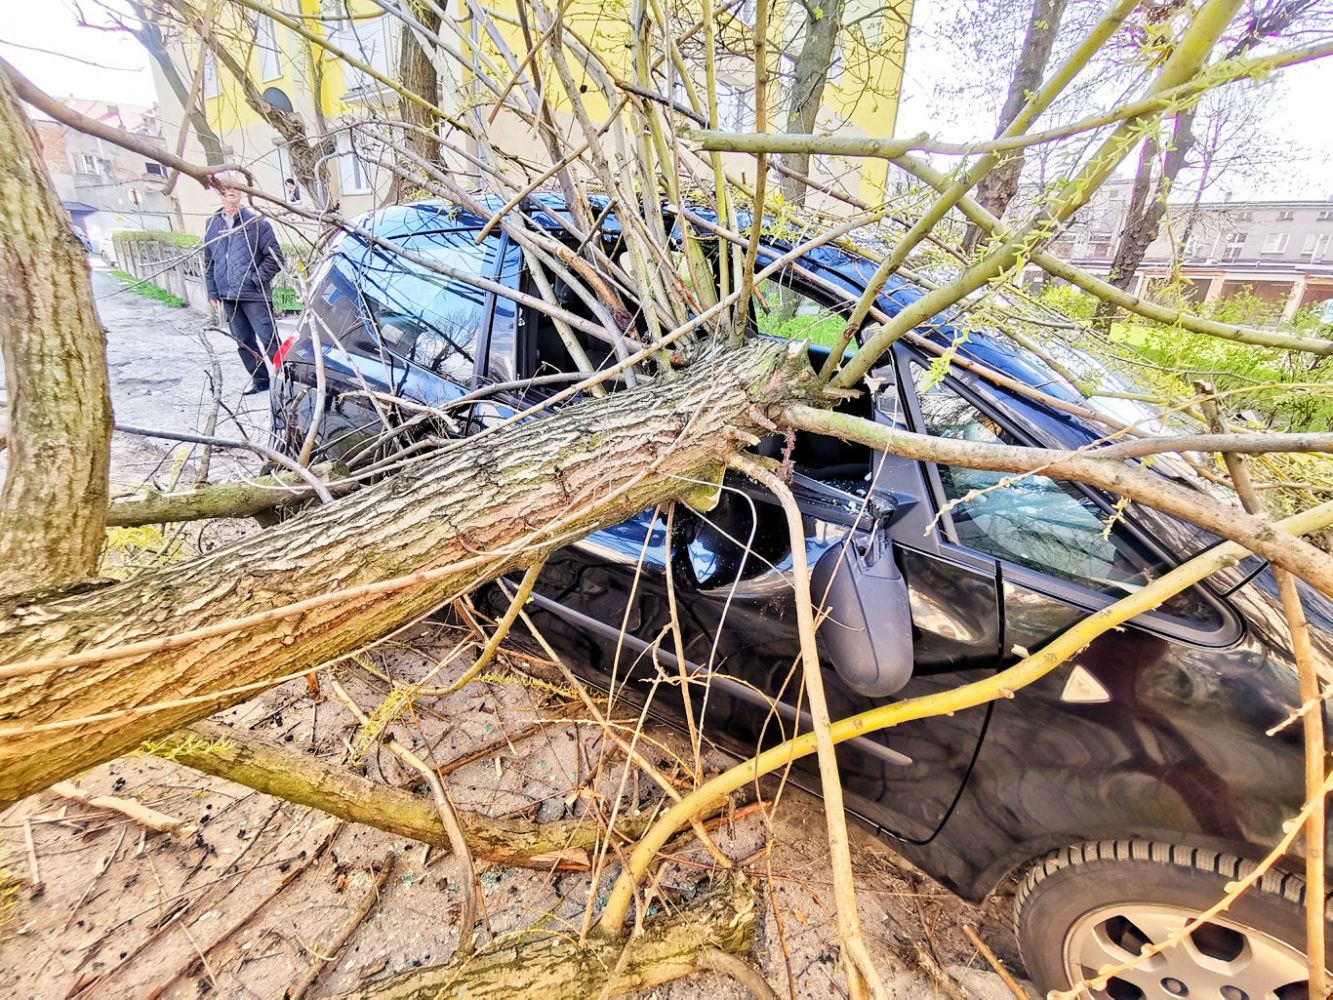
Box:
1062 903 1310 999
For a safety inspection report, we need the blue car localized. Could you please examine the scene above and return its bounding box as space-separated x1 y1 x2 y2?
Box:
271 197 1329 1000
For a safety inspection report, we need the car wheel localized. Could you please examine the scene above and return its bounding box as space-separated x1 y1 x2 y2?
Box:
1015 840 1325 1000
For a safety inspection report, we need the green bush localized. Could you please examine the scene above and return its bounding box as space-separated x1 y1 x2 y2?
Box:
112 229 202 249
109 268 188 308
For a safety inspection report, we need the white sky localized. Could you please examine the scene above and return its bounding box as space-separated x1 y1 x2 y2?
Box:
3 0 1331 200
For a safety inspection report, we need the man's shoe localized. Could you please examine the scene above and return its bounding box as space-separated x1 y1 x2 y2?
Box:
242 377 270 396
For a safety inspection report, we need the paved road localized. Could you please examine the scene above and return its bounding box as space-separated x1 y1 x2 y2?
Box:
2 260 282 488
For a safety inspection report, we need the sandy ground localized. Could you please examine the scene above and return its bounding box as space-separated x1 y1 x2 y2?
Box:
0 266 1035 999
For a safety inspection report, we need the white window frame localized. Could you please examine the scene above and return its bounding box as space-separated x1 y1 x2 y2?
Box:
735 0 755 25
256 16 283 81
329 15 393 95
1262 232 1289 254
1276 209 1295 222
829 38 847 86
1318 210 1333 222
716 82 753 132
1221 231 1247 261
337 131 371 195
202 51 220 98
77 152 99 174
1303 233 1331 259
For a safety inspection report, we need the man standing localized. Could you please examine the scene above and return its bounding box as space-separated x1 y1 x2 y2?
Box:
204 176 286 395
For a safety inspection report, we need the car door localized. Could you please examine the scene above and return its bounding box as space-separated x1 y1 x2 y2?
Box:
522 275 1003 844
899 356 1253 860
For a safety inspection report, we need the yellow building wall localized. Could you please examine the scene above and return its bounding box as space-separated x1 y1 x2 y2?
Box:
195 0 912 205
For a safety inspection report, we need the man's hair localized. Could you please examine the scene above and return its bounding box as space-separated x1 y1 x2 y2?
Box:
213 169 249 192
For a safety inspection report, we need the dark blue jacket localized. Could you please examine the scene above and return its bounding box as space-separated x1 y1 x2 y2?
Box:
203 207 285 302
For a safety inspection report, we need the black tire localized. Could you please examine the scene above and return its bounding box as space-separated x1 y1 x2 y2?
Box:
1015 840 1328 1000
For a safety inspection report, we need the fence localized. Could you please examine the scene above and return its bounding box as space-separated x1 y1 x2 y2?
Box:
110 230 305 315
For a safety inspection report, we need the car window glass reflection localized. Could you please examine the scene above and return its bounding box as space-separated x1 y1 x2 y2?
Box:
750 275 845 349
911 366 1220 627
348 230 496 381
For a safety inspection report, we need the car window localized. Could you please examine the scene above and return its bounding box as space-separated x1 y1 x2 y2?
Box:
751 272 846 348
343 229 498 382
910 366 1220 626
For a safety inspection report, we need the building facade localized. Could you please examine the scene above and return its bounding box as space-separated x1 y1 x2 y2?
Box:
1045 178 1333 320
147 0 913 234
29 100 178 246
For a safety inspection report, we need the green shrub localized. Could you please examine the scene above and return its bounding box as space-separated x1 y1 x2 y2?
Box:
112 229 202 249
272 286 302 313
109 268 188 308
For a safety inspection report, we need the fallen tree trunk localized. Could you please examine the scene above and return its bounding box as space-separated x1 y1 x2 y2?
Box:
336 872 757 1000
152 719 652 870
0 340 822 807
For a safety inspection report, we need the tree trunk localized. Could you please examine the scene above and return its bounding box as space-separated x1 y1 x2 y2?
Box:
391 0 443 204
0 341 822 808
0 71 112 597
153 720 653 869
1093 109 1194 325
777 0 846 207
340 873 757 999
966 0 1068 248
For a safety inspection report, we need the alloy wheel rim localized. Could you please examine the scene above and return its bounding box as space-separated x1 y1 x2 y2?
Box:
1061 902 1310 999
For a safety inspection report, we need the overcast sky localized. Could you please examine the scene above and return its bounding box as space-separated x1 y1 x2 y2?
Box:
3 0 1331 200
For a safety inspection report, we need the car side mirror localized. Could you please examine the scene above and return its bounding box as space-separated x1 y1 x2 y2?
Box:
809 527 914 699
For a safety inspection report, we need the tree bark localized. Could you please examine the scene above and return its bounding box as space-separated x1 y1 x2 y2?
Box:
339 873 756 999
106 464 346 527
0 341 822 808
777 0 846 207
1093 110 1194 326
966 0 1068 249
391 0 443 203
0 72 112 597
153 720 651 869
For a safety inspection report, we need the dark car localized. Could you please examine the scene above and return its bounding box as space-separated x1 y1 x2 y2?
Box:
270 197 1328 1000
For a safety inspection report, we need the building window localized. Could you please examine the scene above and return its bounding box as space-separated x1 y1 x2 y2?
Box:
203 51 220 98
829 38 847 86
1302 233 1331 259
716 82 754 131
256 16 283 81
145 161 167 177
1183 234 1200 258
1088 237 1112 259
1234 210 1253 222
1262 232 1289 254
735 0 756 25
337 131 371 195
77 152 99 174
1276 209 1295 221
327 15 392 94
1318 210 1333 222
1222 231 1247 261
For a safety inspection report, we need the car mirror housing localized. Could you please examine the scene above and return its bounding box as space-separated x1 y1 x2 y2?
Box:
809 529 914 698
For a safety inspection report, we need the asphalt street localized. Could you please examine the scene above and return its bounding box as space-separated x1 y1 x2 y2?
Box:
1 260 280 490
